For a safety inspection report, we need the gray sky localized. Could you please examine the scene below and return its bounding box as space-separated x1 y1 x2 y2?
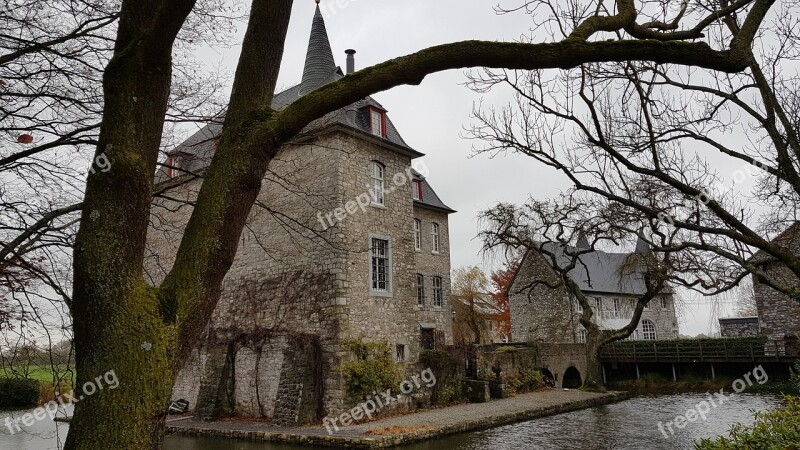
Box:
197 0 746 336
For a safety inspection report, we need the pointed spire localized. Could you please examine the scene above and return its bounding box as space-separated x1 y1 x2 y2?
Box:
635 236 651 253
300 3 337 95
576 233 590 249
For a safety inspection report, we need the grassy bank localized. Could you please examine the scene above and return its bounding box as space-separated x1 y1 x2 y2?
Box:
610 373 799 395
2 365 75 406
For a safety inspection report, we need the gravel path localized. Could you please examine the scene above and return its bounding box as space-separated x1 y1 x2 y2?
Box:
169 389 612 438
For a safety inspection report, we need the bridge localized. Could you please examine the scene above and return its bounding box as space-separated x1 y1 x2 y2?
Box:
599 337 799 382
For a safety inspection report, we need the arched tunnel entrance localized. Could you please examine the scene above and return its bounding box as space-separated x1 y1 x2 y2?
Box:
562 366 582 389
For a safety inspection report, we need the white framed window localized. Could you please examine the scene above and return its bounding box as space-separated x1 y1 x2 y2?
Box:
642 320 657 340
431 223 440 253
370 109 385 137
413 219 422 251
371 161 385 205
416 273 425 307
412 180 422 200
661 296 669 309
370 237 390 294
612 298 621 319
395 344 405 362
575 300 583 314
578 329 587 343
593 297 602 311
432 276 443 307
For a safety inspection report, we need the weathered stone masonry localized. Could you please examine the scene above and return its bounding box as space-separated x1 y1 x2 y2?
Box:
145 6 456 425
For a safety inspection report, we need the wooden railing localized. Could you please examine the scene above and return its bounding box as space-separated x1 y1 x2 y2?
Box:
600 337 799 363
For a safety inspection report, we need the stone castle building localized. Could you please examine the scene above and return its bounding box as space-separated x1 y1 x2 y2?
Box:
145 6 455 424
720 221 800 339
508 238 679 343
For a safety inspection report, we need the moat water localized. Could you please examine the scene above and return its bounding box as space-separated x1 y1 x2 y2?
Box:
0 393 783 450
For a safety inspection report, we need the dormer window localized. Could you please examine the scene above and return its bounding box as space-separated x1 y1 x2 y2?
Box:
412 180 422 201
166 155 182 178
368 106 387 138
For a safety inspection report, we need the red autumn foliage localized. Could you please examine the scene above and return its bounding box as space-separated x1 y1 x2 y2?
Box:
17 134 34 144
490 258 520 342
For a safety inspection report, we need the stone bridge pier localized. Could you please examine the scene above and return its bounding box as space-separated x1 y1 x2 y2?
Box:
536 343 587 389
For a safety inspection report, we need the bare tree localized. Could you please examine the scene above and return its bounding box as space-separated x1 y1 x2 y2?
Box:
469 0 800 304
480 199 673 387
11 0 769 447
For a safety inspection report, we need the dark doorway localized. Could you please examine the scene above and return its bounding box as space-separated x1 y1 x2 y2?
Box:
563 366 582 389
541 368 556 387
420 328 435 350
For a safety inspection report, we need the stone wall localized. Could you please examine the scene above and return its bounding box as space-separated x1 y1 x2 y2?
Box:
509 250 578 343
754 267 800 339
719 317 760 338
146 130 454 423
413 206 453 347
332 132 452 367
474 347 540 383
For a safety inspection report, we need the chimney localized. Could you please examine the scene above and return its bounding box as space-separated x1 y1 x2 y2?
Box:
345 49 356 74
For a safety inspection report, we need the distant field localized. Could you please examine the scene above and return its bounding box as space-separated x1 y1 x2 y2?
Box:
2 365 74 383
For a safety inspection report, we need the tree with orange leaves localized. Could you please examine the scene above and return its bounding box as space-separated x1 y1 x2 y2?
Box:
490 258 519 343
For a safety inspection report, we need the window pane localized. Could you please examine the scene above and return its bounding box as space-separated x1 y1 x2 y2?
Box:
371 110 383 136
432 276 442 307
371 162 384 205
371 238 389 291
413 219 421 250
431 223 439 253
417 274 424 306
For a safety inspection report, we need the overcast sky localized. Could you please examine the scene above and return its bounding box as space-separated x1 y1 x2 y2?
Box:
195 0 751 336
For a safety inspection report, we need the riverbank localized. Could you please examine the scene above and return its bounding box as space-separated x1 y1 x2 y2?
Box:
167 390 630 449
610 374 799 395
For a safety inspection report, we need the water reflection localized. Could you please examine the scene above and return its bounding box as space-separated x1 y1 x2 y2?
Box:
1 394 783 450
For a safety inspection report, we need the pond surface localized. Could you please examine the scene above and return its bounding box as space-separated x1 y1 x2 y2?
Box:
1 393 783 450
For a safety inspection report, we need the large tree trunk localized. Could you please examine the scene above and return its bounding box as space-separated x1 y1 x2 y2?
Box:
65 1 292 448
583 331 604 390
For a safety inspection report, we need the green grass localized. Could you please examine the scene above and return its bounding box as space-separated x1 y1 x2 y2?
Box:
2 364 74 383
2 365 75 404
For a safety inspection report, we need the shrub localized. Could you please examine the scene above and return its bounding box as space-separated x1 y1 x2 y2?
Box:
340 339 402 402
506 369 544 396
0 378 40 407
695 396 800 449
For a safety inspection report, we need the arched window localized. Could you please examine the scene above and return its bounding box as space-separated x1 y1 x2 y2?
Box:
371 161 385 205
642 320 657 340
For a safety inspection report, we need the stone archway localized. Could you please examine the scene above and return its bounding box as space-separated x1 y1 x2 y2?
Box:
540 368 556 387
562 366 582 389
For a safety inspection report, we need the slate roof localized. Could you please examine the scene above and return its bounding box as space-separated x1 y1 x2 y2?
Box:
528 242 673 296
412 169 456 214
162 4 422 176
